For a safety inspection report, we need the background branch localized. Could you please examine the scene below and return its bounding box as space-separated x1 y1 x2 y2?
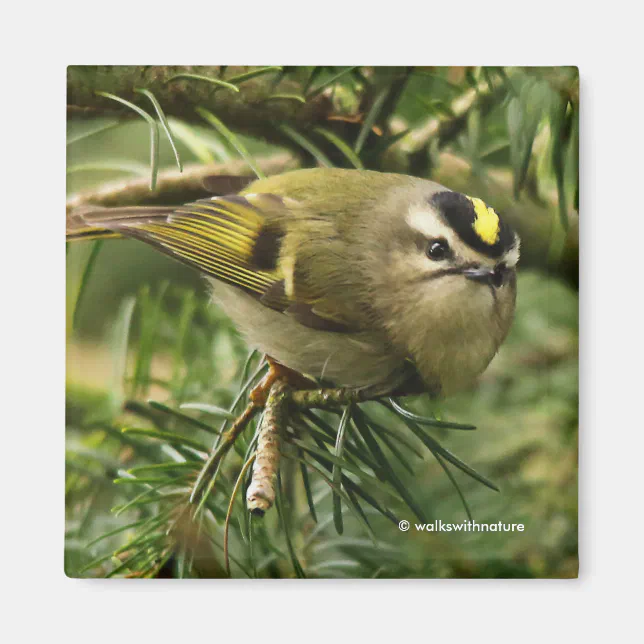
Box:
66 153 297 213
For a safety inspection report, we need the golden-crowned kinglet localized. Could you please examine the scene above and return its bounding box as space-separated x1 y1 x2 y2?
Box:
67 168 520 397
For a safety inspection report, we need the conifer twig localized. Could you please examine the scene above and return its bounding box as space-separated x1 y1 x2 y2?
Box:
290 387 367 409
224 453 256 577
246 380 290 517
190 403 259 505
67 66 335 145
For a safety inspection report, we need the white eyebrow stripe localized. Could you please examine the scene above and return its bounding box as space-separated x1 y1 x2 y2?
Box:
504 240 520 267
407 206 441 237
406 205 459 247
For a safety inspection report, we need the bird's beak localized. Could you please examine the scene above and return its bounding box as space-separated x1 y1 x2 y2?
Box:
463 265 507 288
463 267 495 283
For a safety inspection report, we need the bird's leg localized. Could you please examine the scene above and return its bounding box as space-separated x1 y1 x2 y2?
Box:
249 357 316 406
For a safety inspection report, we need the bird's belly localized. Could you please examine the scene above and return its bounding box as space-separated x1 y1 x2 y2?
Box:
209 281 404 388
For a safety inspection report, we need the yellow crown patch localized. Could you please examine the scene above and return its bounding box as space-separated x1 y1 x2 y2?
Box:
468 196 500 245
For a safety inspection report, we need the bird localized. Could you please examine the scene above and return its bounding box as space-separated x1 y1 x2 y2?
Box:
67 168 520 398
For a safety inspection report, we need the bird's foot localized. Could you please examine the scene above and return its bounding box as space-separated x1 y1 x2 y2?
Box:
249 357 316 407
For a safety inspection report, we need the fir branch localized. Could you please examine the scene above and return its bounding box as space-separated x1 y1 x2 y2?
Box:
66 153 297 214
67 66 336 146
246 380 289 516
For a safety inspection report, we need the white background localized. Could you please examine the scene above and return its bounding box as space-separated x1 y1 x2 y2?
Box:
2 1 642 641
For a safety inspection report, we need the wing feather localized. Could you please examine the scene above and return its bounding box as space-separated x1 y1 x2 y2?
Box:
68 193 358 333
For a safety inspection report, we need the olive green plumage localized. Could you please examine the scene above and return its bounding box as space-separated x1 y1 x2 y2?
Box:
67 168 520 396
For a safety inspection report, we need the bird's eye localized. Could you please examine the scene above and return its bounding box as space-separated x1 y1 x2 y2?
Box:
426 239 450 261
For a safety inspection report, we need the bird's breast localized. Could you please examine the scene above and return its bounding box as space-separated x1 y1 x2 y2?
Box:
209 280 405 389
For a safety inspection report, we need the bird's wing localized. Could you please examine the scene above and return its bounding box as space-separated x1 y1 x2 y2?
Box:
67 193 357 333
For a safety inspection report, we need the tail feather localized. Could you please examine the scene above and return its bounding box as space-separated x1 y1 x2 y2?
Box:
66 205 175 241
64 196 279 299
65 195 286 307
